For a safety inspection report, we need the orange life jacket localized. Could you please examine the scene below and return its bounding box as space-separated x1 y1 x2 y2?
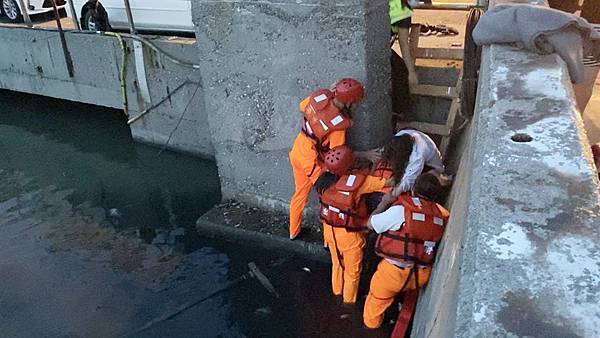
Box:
371 160 393 193
375 194 449 266
319 172 370 232
302 89 352 155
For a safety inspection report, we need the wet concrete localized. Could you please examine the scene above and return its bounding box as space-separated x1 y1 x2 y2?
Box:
0 90 392 337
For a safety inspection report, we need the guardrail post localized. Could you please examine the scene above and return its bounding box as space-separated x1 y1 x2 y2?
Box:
16 0 32 27
123 0 136 34
66 0 81 30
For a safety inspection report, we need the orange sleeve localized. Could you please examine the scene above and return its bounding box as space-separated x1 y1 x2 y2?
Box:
357 175 386 197
299 97 310 113
327 130 346 148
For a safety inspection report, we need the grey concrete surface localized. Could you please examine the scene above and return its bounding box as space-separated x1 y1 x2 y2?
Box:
191 0 392 210
0 27 213 158
412 1 600 336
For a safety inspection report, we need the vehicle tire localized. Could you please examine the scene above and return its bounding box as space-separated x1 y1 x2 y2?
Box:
81 1 110 31
1 0 23 23
82 8 97 31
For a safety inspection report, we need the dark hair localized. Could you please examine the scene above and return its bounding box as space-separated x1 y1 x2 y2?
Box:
314 172 339 195
413 173 443 201
382 134 414 185
364 192 385 214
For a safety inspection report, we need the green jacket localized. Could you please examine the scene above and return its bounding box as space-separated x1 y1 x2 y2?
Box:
389 0 412 25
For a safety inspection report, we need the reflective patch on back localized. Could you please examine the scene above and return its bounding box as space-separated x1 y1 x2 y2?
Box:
328 205 340 213
412 197 422 206
412 213 426 221
314 94 327 102
330 115 344 126
305 121 313 135
424 241 436 255
434 217 444 226
319 119 329 131
338 191 351 196
346 175 356 187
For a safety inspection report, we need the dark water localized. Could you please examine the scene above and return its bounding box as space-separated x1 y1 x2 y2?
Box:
0 90 391 337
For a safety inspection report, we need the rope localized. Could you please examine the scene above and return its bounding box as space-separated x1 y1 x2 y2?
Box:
104 32 129 117
127 80 197 125
158 81 202 154
459 7 484 123
71 30 201 69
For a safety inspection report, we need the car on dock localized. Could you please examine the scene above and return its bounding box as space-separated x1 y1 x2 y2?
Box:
1 0 66 23
69 0 194 33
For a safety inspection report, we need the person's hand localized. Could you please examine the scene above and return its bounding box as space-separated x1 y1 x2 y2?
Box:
373 192 395 215
352 156 372 170
355 150 381 164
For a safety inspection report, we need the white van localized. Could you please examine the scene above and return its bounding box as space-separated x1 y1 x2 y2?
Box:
69 0 194 33
1 0 67 23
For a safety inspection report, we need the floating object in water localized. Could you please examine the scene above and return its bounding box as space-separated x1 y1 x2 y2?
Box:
108 208 121 218
255 307 272 315
302 267 311 273
340 314 350 319
127 262 278 336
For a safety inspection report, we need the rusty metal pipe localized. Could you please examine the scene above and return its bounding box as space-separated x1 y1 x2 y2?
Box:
51 0 75 77
123 0 136 34
66 0 80 30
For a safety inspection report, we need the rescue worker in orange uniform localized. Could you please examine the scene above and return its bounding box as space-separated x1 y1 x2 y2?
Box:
314 145 389 304
363 172 450 331
288 79 365 240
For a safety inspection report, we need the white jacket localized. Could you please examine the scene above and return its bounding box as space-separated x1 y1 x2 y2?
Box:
392 129 444 196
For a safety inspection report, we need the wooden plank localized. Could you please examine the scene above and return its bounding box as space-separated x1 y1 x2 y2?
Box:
440 69 464 157
409 24 421 61
411 84 458 99
405 121 451 136
415 48 464 60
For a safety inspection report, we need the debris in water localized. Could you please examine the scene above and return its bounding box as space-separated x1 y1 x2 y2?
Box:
152 232 168 245
302 267 311 273
234 223 241 228
340 314 350 319
108 208 121 218
254 307 272 315
249 262 279 298
170 227 185 236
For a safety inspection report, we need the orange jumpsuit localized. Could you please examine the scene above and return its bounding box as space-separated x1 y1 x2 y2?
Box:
363 260 431 329
289 97 346 239
323 175 386 304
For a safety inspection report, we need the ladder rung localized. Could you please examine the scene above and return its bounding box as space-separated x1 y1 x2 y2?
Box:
404 122 451 136
411 85 458 99
415 48 464 60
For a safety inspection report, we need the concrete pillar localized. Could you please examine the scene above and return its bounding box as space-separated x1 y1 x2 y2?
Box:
191 0 392 210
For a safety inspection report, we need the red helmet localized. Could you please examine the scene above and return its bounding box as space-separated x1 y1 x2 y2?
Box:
324 145 354 175
333 78 364 104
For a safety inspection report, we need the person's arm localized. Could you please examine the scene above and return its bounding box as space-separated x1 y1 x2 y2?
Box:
354 149 383 163
327 130 346 149
368 205 406 234
358 176 386 195
397 27 419 90
299 97 310 113
393 151 424 196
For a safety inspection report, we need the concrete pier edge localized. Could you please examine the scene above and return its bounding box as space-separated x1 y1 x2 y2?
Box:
196 218 329 263
412 1 600 337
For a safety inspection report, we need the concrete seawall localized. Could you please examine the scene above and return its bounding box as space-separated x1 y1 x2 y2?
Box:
0 27 214 158
412 1 600 337
191 0 392 210
1 1 600 335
